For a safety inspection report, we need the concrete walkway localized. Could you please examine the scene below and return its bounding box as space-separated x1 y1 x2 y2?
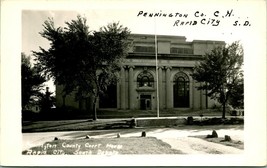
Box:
162 137 242 154
22 125 243 154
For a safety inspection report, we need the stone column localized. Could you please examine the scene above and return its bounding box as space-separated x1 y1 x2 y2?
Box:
158 66 163 109
200 83 203 110
192 79 195 109
128 65 135 109
117 82 120 109
120 66 126 109
165 66 172 109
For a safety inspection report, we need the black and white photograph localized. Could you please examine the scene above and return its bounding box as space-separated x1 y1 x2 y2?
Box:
0 0 266 166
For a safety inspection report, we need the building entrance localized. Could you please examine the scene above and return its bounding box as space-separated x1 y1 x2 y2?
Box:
173 74 189 108
140 95 151 110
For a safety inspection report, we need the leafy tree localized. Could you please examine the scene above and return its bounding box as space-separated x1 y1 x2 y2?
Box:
191 41 244 118
33 16 130 120
21 53 46 111
38 87 56 113
228 77 244 109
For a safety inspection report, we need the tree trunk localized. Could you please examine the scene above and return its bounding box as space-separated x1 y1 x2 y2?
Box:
222 102 226 119
92 96 98 120
92 103 97 120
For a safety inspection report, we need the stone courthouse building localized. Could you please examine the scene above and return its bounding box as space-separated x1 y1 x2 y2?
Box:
56 34 225 111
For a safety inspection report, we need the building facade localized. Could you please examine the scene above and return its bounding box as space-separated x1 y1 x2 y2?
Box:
56 34 225 111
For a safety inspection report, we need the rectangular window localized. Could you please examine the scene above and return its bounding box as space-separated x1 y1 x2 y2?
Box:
134 46 155 53
171 47 193 54
170 48 178 53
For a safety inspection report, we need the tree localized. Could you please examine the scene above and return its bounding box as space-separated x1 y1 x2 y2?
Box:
191 41 244 118
228 76 244 109
33 16 130 120
21 53 46 111
38 87 56 113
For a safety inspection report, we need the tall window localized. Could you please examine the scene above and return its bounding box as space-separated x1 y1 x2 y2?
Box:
173 72 190 107
137 71 154 87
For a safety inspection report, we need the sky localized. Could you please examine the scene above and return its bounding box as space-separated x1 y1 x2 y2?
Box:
21 0 265 93
22 1 257 56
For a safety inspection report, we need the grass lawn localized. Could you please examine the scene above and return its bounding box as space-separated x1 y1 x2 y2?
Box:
22 137 183 155
22 108 243 133
24 108 232 121
96 108 230 118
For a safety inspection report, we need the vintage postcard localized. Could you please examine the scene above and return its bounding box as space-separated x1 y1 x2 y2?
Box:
0 0 266 166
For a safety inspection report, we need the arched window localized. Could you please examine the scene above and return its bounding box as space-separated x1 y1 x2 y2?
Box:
137 71 154 87
173 72 190 107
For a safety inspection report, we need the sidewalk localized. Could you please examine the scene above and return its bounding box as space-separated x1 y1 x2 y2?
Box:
22 125 244 154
